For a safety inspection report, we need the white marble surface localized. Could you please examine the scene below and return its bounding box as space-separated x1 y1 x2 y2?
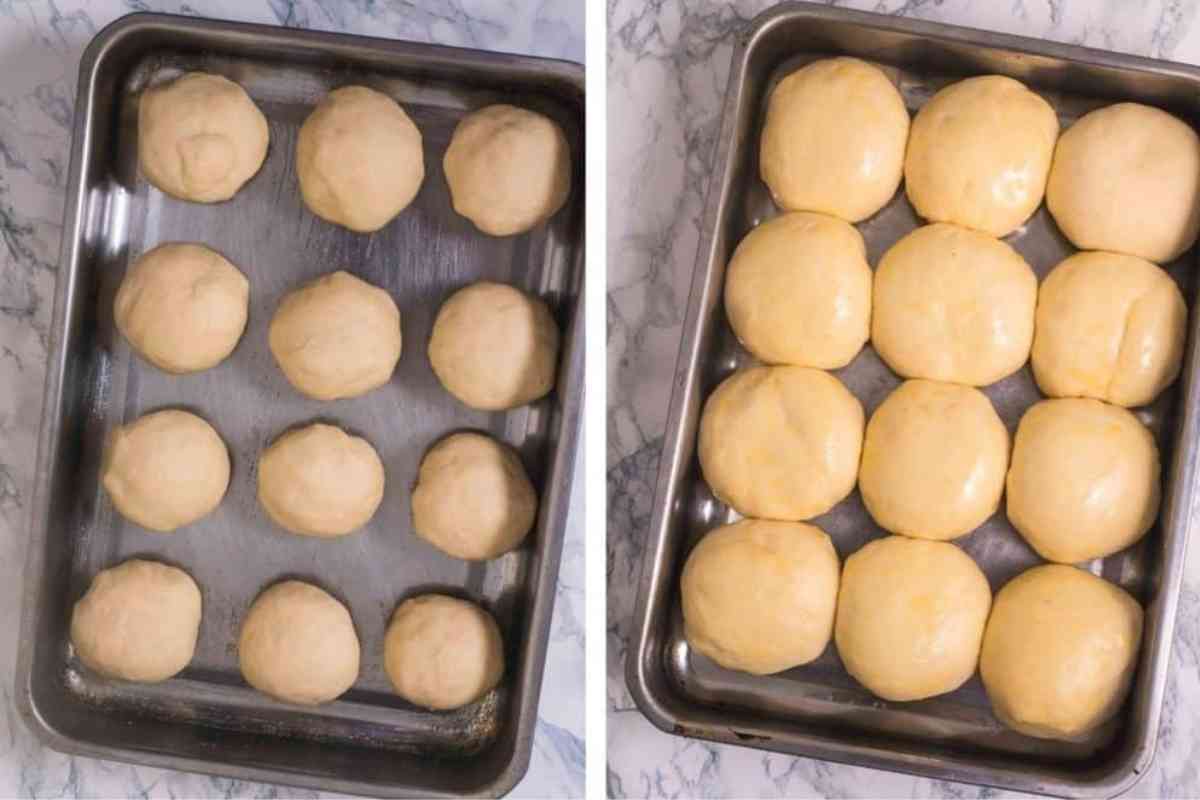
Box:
0 1 583 798
607 1 1200 797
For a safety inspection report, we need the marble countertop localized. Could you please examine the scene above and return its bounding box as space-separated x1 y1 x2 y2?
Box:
607 1 1200 797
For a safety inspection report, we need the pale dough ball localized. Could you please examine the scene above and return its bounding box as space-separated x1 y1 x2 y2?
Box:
428 282 559 410
297 86 424 232
1007 398 1160 564
981 564 1143 739
70 559 202 682
760 57 909 222
384 594 504 710
681 519 839 675
873 223 1037 386
101 409 230 532
836 536 991 702
724 212 871 368
444 104 571 236
1032 251 1187 408
698 366 863 521
1047 102 1200 263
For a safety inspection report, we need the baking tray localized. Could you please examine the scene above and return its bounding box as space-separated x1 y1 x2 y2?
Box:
626 3 1200 796
16 12 583 799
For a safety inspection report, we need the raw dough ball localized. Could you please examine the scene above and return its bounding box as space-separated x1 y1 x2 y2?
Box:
859 380 1008 541
269 270 402 401
138 72 269 202
1047 102 1200 263
724 212 871 368
1032 251 1187 408
297 86 424 232
428 282 559 410
698 366 863 521
1007 398 1160 564
905 75 1058 237
384 594 504 710
872 223 1037 386
444 104 571 236
114 243 249 374
981 564 1144 739
70 559 202 682
681 519 840 675
760 57 909 222
101 409 230 532
238 581 359 705
836 536 991 702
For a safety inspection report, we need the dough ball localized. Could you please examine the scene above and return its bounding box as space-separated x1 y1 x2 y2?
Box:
981 564 1143 739
1007 398 1160 564
269 270 402 400
101 409 230 532
698 366 863 521
1032 251 1186 408
428 282 559 410
760 57 909 222
70 559 201 682
872 223 1037 386
444 104 571 236
681 519 840 675
905 75 1058 237
297 86 424 232
724 212 871 369
1047 102 1200 263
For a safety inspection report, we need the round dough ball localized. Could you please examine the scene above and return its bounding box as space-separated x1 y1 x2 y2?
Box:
428 282 559 410
905 75 1058 237
724 212 871 369
70 559 202 682
101 409 230 532
698 366 863 521
1032 251 1186 408
1047 102 1200 263
836 536 991 702
760 57 909 222
238 581 359 705
681 519 840 675
384 594 504 710
269 270 402 401
297 86 424 232
1006 398 1160 564
981 564 1143 739
872 223 1037 386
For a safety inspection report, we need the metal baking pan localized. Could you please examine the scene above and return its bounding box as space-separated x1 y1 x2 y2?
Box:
627 3 1200 796
16 12 583 799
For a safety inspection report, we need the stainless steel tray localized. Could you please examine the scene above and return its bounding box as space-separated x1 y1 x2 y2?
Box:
16 13 583 799
626 3 1200 796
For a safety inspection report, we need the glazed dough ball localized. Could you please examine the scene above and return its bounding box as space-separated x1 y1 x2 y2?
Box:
269 270 402 400
872 223 1037 386
70 559 202 682
1047 103 1200 263
297 86 424 232
981 564 1144 739
760 57 909 222
724 212 871 368
698 366 863 521
681 519 839 675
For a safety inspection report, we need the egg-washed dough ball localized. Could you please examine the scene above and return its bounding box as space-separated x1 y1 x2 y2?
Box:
760 57 909 222
70 559 202 682
724 212 871 369
138 72 269 202
698 366 863 521
981 564 1144 739
873 223 1037 386
297 86 424 232
269 270 402 401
